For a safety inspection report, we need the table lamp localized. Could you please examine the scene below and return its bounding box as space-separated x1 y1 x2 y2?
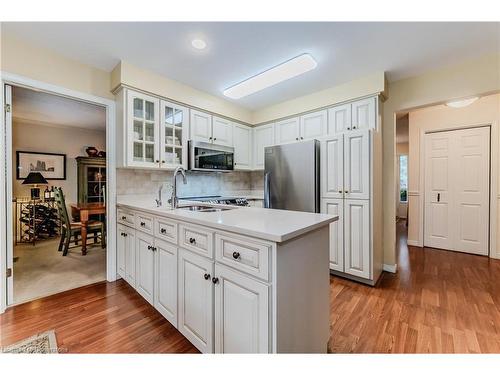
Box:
22 172 48 200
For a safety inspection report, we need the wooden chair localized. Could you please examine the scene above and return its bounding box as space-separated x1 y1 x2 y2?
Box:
54 187 105 256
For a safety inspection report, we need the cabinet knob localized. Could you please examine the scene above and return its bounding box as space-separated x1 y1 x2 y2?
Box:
338 190 343 194
147 245 152 250
232 251 241 260
204 273 210 280
353 126 357 129
155 160 160 163
301 137 304 140
296 137 299 141
160 228 167 234
140 222 145 227
209 137 212 140
344 190 349 194
152 247 157 252
347 127 351 130
213 138 217 141
122 216 126 220
189 237 196 244
161 160 165 163
212 277 219 284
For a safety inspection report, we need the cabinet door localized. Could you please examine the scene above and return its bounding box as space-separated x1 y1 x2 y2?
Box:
117 224 127 279
300 110 327 140
327 104 351 134
178 249 214 353
275 117 300 144
212 116 233 147
253 124 275 169
154 239 178 327
344 129 370 200
344 199 370 279
135 231 155 304
351 97 376 130
160 100 189 169
127 90 160 168
321 135 344 199
233 124 252 170
190 110 212 143
124 228 136 288
214 264 269 353
321 199 344 272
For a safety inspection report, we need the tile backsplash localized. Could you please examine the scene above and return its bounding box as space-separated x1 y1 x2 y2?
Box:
117 168 264 197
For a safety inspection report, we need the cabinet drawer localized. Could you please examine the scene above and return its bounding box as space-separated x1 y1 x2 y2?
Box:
135 212 154 235
117 208 135 227
215 233 271 281
179 224 214 258
154 217 178 244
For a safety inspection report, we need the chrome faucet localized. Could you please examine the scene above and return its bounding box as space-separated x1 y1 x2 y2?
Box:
155 185 163 207
170 166 187 209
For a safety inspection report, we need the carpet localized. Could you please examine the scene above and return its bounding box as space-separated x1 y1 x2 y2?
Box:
2 330 59 354
13 237 106 304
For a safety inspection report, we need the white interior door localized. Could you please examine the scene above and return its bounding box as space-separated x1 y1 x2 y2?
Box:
424 127 490 255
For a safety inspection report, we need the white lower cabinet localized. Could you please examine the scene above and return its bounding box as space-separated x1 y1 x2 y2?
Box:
321 199 344 272
117 224 137 288
344 199 370 279
154 239 178 327
214 264 269 353
135 231 155 304
117 224 127 279
178 248 214 353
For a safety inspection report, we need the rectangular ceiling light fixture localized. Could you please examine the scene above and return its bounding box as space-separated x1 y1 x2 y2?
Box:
223 53 317 99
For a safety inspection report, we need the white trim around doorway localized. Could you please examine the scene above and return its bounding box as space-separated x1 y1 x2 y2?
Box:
0 71 117 313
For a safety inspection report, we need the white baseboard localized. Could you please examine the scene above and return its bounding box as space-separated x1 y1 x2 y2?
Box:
383 263 397 273
407 240 421 247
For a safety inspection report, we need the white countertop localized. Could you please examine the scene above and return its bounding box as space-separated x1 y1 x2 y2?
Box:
117 195 337 243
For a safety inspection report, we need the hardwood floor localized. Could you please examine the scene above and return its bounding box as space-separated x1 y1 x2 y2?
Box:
2 220 500 353
329 220 500 353
0 280 198 353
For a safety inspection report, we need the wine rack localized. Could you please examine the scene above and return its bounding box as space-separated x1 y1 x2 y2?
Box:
14 197 61 245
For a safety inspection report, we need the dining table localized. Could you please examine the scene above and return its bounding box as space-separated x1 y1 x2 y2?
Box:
70 202 106 255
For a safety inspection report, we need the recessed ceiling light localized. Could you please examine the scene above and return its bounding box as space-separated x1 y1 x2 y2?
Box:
191 39 207 50
446 97 479 108
223 54 317 99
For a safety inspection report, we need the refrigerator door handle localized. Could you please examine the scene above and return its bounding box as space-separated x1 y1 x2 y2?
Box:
264 172 271 208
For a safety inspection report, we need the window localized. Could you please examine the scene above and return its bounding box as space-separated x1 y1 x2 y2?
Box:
399 155 408 202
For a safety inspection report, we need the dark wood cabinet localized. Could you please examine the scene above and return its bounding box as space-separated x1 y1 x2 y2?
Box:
76 157 106 204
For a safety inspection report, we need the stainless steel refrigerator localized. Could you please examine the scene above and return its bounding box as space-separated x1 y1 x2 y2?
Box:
264 140 320 213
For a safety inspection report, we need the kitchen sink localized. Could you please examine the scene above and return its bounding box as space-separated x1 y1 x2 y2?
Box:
177 204 236 212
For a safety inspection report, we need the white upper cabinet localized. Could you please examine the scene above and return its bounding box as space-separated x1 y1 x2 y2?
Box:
233 124 252 170
328 104 351 134
214 264 269 353
212 116 234 147
351 97 376 131
127 90 160 168
275 117 300 144
321 134 344 199
344 199 370 279
160 100 189 169
300 110 327 140
344 130 370 200
253 124 275 170
190 109 212 143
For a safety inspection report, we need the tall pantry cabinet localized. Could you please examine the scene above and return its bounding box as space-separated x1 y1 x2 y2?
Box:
320 96 383 285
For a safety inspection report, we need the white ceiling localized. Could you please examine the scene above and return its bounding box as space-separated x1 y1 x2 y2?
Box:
12 86 106 130
3 22 499 110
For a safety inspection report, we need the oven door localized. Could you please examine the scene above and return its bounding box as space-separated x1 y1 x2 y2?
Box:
189 141 235 171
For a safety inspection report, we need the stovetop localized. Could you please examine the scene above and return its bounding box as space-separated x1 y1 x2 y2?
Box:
179 195 248 206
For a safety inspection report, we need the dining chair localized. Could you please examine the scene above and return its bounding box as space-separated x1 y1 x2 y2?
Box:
54 187 105 256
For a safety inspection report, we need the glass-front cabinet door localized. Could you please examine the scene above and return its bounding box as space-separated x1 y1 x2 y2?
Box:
127 91 160 167
160 100 189 169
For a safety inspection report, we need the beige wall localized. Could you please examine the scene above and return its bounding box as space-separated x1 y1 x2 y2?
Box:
1 33 113 100
382 53 500 265
12 121 106 205
112 61 253 124
252 71 386 124
407 93 500 247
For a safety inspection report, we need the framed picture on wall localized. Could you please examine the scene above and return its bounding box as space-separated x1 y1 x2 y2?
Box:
16 151 66 180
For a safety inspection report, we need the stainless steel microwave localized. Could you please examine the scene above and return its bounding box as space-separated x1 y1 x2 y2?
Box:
188 141 235 172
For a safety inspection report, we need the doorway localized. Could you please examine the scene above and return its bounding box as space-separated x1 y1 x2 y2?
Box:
424 126 490 255
1 75 117 312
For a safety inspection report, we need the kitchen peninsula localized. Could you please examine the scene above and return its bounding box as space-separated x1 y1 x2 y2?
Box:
116 195 337 353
